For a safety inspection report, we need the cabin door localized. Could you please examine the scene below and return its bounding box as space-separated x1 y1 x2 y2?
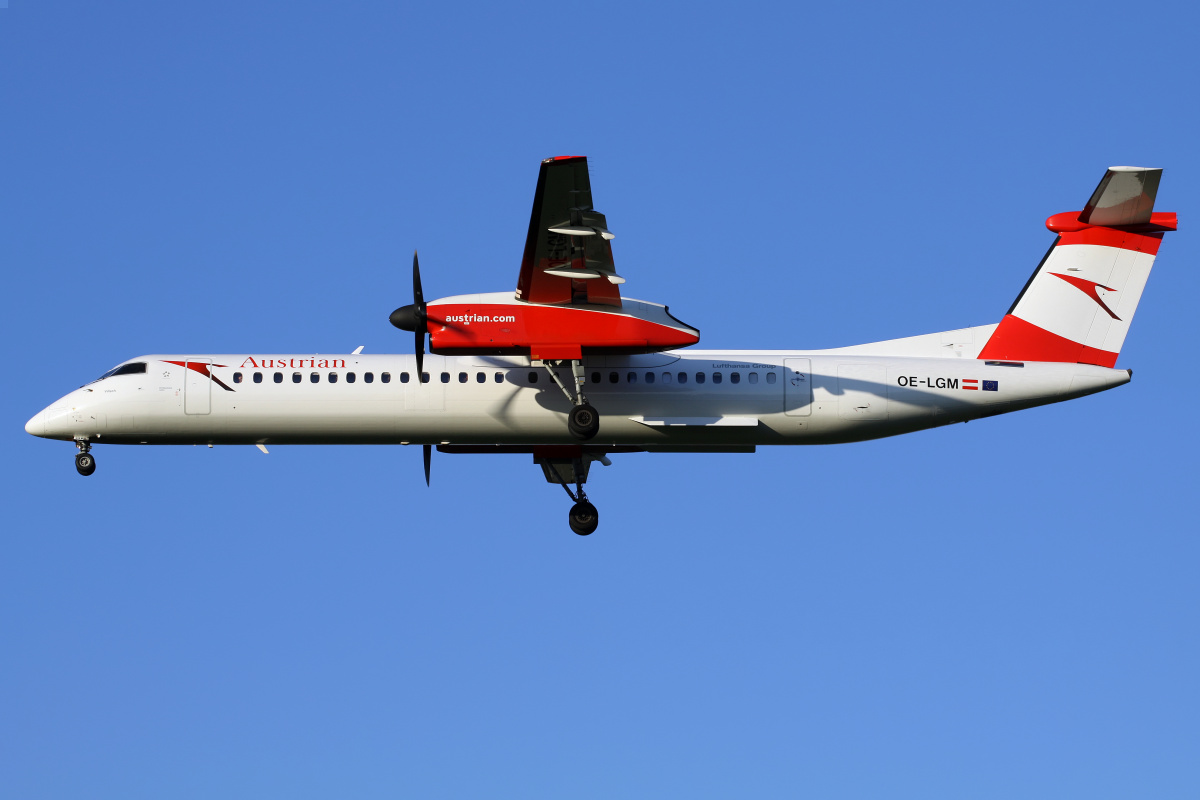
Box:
184 359 212 415
784 358 812 416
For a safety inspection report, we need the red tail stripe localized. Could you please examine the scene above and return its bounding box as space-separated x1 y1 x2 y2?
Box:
979 315 1118 368
1056 227 1163 255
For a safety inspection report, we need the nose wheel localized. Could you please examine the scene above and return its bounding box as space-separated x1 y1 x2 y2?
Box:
568 500 599 536
541 457 600 535
75 442 96 476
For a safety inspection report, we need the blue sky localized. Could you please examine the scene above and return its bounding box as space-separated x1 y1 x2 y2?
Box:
3 2 1198 797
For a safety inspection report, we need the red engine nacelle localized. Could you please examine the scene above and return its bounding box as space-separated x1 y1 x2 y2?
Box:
425 293 699 361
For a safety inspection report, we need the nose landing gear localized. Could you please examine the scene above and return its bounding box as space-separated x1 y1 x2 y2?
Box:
75 441 96 476
540 456 600 535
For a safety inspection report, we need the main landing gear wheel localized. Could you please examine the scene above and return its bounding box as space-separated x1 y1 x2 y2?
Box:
542 360 600 441
75 452 96 477
568 404 600 441
569 501 599 536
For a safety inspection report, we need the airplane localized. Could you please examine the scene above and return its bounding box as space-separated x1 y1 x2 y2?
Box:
24 158 1174 535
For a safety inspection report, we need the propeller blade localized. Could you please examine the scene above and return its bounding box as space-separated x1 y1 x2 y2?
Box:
415 330 424 380
414 250 425 379
413 250 423 307
423 444 431 486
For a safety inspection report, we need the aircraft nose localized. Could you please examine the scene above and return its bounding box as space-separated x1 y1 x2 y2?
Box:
25 410 45 437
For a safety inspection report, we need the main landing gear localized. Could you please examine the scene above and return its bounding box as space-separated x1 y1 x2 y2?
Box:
540 456 603 535
543 360 599 440
75 441 96 476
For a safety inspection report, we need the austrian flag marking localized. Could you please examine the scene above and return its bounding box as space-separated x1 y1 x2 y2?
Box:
962 379 979 391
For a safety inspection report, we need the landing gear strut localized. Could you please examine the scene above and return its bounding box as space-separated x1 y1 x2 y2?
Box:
75 440 96 477
543 360 599 440
541 457 600 535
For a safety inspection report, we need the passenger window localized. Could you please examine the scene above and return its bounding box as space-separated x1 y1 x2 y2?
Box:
476 372 485 383
766 372 777 384
730 372 740 384
645 372 655 385
678 372 688 384
382 372 392 383
365 372 374 383
329 372 338 383
459 372 468 383
627 372 637 384
346 372 356 383
399 373 408 384
527 371 538 383
494 372 504 383
592 372 601 384
609 372 618 384
254 372 263 383
293 372 302 383
440 372 450 384
420 372 429 383
233 372 243 383
662 372 672 384
274 372 282 383
310 372 319 383
695 372 705 384
749 372 759 384
712 372 722 384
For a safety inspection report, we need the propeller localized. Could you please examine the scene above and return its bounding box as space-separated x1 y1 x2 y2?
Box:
389 251 427 379
387 254 432 486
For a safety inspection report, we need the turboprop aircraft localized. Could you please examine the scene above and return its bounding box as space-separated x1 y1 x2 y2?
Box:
25 158 1174 535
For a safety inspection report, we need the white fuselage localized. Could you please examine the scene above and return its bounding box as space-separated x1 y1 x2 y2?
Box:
26 349 1131 449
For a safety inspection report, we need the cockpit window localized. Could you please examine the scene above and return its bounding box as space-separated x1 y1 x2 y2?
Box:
95 362 147 382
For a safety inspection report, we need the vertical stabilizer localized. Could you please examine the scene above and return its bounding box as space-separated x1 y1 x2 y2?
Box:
978 167 1175 367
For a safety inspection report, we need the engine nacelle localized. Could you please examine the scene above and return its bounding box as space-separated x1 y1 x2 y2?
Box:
424 292 699 360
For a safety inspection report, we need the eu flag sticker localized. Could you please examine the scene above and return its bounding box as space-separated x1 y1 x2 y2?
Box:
982 380 998 391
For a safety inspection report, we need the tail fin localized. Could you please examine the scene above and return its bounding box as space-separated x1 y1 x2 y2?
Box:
978 167 1175 367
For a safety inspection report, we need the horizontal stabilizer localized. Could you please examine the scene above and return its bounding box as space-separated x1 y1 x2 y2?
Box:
1079 166 1162 227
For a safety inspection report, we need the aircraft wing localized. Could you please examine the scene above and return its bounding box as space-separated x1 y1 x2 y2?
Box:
515 156 624 307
